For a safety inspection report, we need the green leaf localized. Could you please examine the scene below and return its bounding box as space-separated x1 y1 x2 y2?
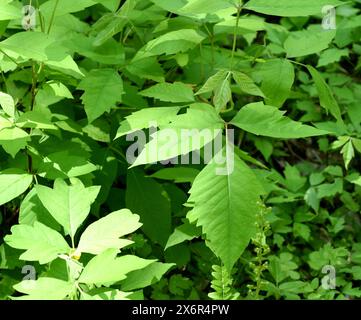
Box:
0 92 15 117
179 0 234 15
36 179 100 239
341 140 354 170
165 222 202 250
80 289 132 300
307 65 343 124
64 33 125 65
317 178 343 199
75 209 142 255
0 3 22 21
0 32 57 62
232 71 265 98
196 70 229 95
259 59 294 107
284 27 336 58
131 103 224 166
16 111 58 130
13 278 74 300
40 0 97 17
352 138 361 154
150 167 200 183
4 222 70 264
268 253 299 284
186 147 265 271
318 48 349 68
230 102 328 139
244 0 343 17
126 168 171 246
120 262 175 291
37 150 98 179
308 243 348 270
0 126 30 157
126 57 165 82
46 81 74 99
214 75 232 112
19 188 60 230
133 29 205 61
115 107 180 139
78 249 155 285
0 169 32 206
0 31 82 77
78 69 124 123
92 0 137 46
139 82 195 103
215 17 266 34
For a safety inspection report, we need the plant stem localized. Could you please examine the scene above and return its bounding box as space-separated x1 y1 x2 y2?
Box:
35 0 45 32
230 5 242 71
47 0 59 34
27 60 40 174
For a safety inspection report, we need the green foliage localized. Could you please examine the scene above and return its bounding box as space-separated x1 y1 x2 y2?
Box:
1 0 361 301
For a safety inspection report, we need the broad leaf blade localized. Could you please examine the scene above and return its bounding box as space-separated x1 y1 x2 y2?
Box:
230 102 328 139
186 147 265 271
36 179 100 239
5 222 70 264
0 169 32 206
76 209 142 255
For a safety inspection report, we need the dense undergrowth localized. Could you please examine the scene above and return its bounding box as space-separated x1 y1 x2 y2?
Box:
1 0 361 300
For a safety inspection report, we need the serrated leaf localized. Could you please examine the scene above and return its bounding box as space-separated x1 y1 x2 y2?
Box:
230 102 328 139
36 179 100 239
186 147 265 271
76 209 142 255
307 65 343 124
139 82 194 103
341 139 354 170
232 71 265 97
4 222 70 264
78 69 124 123
0 169 33 206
